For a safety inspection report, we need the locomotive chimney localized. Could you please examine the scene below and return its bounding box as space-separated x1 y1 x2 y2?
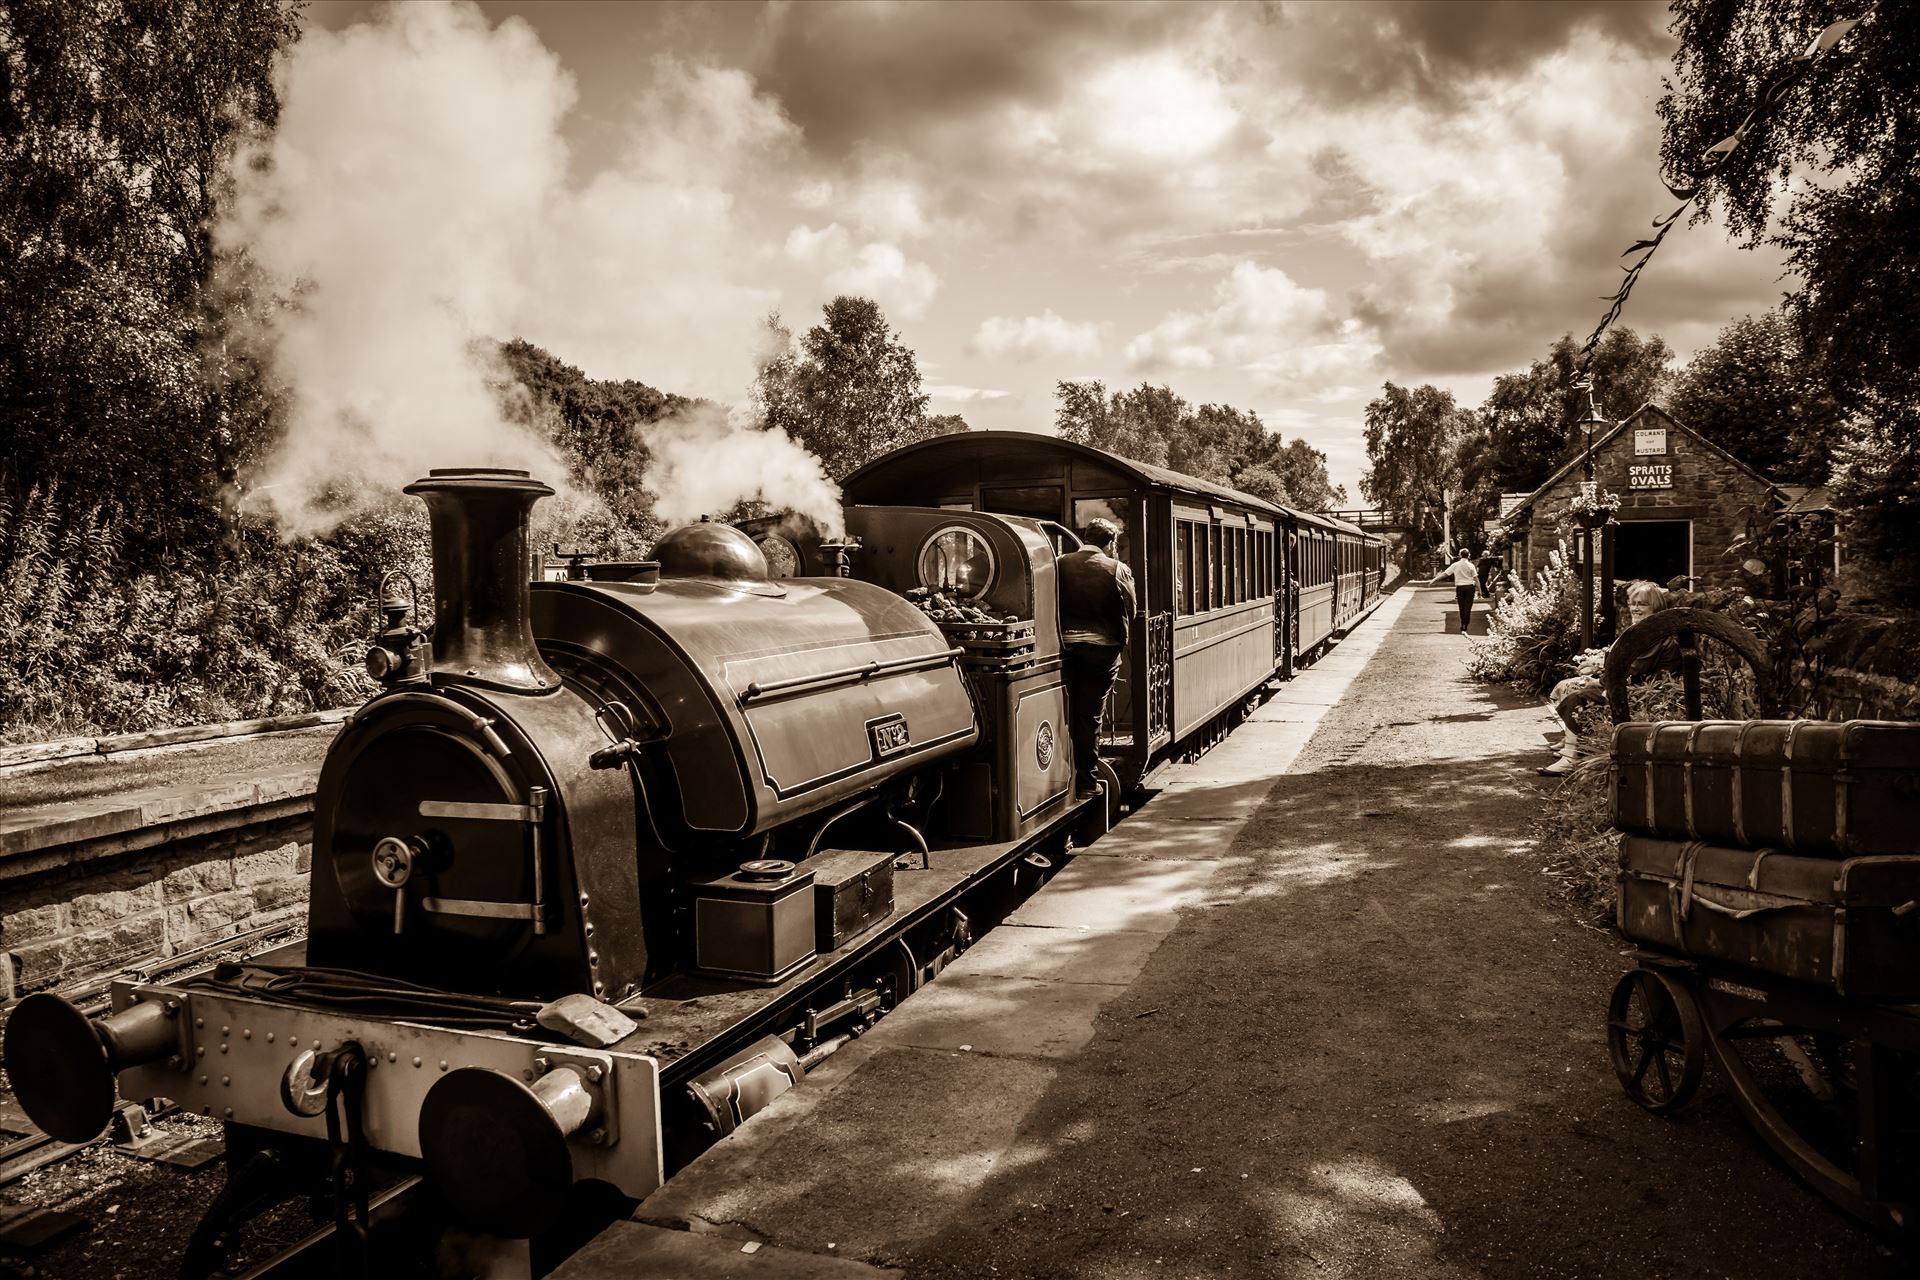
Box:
404 467 559 694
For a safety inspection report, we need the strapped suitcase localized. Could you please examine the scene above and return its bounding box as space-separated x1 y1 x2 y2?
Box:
1612 720 1920 857
1617 835 1920 1000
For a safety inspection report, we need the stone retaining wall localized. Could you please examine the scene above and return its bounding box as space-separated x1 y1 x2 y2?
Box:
0 772 318 1004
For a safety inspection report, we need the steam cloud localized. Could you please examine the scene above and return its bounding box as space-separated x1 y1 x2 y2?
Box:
219 2 841 537
646 404 845 540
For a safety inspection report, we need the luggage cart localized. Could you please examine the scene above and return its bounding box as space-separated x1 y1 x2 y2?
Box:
1608 950 1920 1234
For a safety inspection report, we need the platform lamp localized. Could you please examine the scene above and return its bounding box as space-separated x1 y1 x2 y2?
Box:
1571 374 1609 648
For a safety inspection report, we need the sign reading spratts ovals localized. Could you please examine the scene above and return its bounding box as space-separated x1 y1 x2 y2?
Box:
1036 719 1055 769
915 525 995 599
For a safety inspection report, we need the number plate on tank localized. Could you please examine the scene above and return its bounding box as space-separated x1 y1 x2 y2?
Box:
867 714 911 757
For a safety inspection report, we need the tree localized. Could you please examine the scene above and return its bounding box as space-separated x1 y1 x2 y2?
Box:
757 297 930 479
1053 381 1172 468
922 413 970 437
1660 1 1919 595
1449 425 1503 552
495 339 687 541
1362 383 1474 564
1666 311 1837 483
1269 438 1347 510
1478 329 1674 495
0 0 302 547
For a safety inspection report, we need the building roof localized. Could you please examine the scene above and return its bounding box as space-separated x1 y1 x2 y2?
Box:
1781 484 1835 515
1499 403 1781 527
846 429 1332 526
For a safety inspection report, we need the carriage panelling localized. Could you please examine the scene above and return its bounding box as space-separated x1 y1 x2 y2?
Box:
842 432 1384 785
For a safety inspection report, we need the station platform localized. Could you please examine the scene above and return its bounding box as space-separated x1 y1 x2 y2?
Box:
554 592 1413 1280
555 585 1894 1280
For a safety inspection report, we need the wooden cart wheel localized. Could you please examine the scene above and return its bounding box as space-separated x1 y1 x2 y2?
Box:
1696 995 1916 1234
1603 607 1780 723
1607 968 1705 1113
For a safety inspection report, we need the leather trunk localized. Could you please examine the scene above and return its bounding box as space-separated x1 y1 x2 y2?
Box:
1617 835 1920 1000
1612 720 1920 857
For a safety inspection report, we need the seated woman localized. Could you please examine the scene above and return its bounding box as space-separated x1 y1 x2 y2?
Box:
1539 580 1674 777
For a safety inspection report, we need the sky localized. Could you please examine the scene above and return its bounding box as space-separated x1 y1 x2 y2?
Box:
299 0 1796 503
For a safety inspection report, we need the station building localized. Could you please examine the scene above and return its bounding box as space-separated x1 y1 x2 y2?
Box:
1500 404 1781 591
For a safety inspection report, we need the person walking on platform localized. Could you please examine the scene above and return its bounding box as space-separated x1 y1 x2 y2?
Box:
1057 518 1136 800
1431 549 1480 633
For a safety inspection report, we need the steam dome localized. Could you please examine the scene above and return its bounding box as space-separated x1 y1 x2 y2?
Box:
653 522 776 589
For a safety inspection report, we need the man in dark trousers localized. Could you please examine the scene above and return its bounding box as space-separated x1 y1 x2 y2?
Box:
1057 518 1136 799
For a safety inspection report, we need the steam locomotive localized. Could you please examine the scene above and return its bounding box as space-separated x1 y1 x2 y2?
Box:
3 437 1384 1277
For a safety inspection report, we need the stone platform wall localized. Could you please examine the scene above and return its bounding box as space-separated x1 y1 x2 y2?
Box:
0 772 317 1004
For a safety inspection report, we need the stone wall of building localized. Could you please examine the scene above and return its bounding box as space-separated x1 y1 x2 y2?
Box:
1515 406 1776 591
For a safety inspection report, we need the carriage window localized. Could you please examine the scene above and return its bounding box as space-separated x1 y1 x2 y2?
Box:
1190 521 1205 610
1208 524 1222 610
1231 528 1243 604
916 525 996 598
1073 497 1132 567
1224 528 1236 605
1176 522 1193 616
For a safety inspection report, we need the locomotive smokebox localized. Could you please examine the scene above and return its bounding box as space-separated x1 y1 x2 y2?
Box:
404 467 560 694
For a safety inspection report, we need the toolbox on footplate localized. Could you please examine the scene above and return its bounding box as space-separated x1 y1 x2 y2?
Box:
1612 721 1920 857
805 848 896 952
1617 835 1920 1000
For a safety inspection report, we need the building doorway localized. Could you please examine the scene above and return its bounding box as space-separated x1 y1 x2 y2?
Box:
1614 519 1692 588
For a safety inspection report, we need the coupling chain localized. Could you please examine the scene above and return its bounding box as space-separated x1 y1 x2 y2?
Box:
319 1042 372 1274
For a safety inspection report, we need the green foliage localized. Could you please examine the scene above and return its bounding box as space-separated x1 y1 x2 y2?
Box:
756 299 932 479
1667 311 1836 483
1829 420 1920 605
1465 544 1583 696
1054 380 1172 468
1053 382 1345 509
0 0 301 549
1476 329 1673 497
494 338 685 545
1661 0 1919 597
1361 382 1474 565
0 485 433 743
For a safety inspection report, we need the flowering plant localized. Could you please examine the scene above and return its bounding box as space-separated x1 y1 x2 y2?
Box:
1567 486 1621 519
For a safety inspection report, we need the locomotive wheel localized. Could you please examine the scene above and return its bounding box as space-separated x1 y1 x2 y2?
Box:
1607 968 1704 1114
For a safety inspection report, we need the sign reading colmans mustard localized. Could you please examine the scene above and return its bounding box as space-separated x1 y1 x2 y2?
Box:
1634 428 1668 456
1628 462 1674 489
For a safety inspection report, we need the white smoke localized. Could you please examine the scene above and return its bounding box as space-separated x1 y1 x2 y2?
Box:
646 402 846 540
219 2 837 535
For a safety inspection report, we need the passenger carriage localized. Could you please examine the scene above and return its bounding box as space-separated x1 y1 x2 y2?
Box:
839 432 1384 789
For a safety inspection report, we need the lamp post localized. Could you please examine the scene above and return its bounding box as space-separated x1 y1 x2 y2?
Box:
1571 374 1610 649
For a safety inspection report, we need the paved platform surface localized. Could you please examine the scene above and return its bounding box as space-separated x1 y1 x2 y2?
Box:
624 585 1894 1279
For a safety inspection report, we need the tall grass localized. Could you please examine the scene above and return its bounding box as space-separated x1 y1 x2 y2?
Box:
0 486 422 743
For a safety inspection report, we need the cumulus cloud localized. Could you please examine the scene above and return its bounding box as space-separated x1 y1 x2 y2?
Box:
1125 262 1334 372
927 385 1013 404
784 222 940 317
970 310 1104 362
741 1 1772 383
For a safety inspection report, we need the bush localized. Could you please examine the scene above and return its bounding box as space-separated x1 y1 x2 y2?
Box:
0 487 434 743
1531 756 1618 926
1465 543 1585 696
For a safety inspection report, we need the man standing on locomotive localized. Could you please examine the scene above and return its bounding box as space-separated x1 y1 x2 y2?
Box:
1057 518 1136 800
